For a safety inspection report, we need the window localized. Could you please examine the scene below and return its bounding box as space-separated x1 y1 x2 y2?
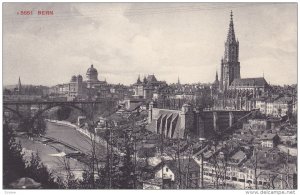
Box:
166 168 169 172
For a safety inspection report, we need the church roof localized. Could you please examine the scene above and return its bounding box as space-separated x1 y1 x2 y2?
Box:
230 77 268 87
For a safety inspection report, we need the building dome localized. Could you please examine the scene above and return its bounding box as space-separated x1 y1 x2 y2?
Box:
77 75 83 82
87 64 98 75
86 64 99 81
70 75 77 82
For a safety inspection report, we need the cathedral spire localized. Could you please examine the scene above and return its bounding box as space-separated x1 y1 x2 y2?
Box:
17 76 22 95
221 11 240 92
215 71 219 81
227 10 236 43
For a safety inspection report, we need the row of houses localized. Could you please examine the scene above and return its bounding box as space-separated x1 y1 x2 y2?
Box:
142 144 296 189
255 95 296 117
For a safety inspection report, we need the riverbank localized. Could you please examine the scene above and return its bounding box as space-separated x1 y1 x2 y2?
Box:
16 134 86 180
45 119 120 154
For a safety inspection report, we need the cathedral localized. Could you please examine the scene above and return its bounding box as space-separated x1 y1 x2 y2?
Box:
213 11 270 110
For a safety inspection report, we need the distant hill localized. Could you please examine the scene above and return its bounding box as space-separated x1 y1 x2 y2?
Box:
4 84 49 88
3 84 18 90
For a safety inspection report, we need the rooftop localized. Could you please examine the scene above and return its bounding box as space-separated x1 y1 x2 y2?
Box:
230 150 246 161
259 133 278 140
231 77 268 87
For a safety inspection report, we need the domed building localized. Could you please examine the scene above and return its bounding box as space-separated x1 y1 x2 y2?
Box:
77 74 83 83
86 64 106 88
70 75 77 82
50 64 108 100
68 74 84 98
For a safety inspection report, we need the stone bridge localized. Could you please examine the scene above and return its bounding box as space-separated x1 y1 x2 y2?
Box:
3 99 118 133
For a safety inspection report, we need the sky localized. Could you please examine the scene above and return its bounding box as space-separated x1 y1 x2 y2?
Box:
3 3 297 86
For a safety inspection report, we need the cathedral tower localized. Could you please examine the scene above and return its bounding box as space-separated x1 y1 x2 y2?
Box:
220 11 240 91
17 76 22 95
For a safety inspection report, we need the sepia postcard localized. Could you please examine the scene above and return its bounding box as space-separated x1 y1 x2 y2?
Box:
2 2 298 193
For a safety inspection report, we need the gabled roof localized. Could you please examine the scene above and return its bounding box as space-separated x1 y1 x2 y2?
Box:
155 158 200 176
230 150 246 161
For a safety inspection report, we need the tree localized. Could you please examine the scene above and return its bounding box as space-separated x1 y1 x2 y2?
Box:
3 88 12 95
56 106 72 120
56 157 80 189
32 116 47 135
18 116 46 136
24 153 60 189
3 123 26 188
3 122 60 189
118 141 135 189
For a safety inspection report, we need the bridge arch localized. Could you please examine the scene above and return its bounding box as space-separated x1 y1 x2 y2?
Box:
31 103 87 121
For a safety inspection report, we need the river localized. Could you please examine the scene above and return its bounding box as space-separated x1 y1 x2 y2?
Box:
16 121 107 180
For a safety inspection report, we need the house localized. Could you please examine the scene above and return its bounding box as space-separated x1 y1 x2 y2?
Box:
256 96 293 117
152 158 201 189
229 150 247 166
258 133 280 148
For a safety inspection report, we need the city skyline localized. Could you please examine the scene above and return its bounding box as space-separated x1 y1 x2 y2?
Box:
3 3 297 86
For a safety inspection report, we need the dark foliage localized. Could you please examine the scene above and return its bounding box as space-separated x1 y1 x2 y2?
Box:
3 123 59 189
118 143 135 189
18 117 46 136
32 116 47 135
25 153 60 189
56 106 72 120
3 123 26 188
